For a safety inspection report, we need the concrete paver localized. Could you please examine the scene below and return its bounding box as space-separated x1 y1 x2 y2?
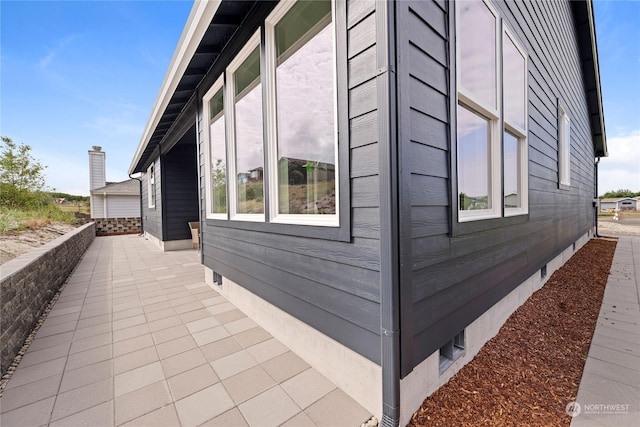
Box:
0 235 371 426
572 236 640 427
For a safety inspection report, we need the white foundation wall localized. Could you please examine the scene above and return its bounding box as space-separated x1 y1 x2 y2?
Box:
205 270 383 420
399 230 593 426
143 232 192 251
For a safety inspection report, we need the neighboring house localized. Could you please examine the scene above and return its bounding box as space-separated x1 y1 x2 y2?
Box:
600 197 638 211
128 1 607 424
89 146 140 219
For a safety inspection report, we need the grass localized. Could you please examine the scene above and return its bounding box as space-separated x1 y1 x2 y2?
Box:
0 204 76 233
58 202 90 215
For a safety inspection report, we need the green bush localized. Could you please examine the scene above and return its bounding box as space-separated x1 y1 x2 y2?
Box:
0 184 49 209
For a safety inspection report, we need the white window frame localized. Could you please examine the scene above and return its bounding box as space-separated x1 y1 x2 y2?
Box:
147 163 155 208
203 76 227 220
503 26 529 217
558 106 571 187
456 0 502 222
226 31 265 222
264 0 340 227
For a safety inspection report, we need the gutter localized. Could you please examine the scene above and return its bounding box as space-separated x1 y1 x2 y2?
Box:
377 1 400 426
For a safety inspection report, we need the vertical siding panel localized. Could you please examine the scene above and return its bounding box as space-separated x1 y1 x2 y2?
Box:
398 0 597 375
164 137 200 241
141 158 162 240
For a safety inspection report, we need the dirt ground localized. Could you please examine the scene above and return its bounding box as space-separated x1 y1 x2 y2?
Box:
409 238 617 427
0 222 78 265
598 210 640 236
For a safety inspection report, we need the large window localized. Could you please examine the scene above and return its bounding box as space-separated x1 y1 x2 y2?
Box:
456 0 528 221
203 77 226 218
558 107 571 187
268 0 337 224
203 0 338 226
502 29 528 215
147 163 155 208
228 37 264 219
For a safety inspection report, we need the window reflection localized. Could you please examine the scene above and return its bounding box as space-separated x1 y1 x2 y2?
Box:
504 36 526 129
459 0 496 109
503 131 520 209
458 104 491 210
275 0 336 215
234 46 264 214
209 88 226 214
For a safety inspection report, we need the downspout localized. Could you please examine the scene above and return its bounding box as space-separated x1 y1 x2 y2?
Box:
195 98 204 265
129 173 144 236
377 1 400 426
594 157 600 237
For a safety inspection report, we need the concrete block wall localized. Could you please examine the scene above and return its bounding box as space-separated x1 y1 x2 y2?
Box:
0 222 95 375
93 217 140 236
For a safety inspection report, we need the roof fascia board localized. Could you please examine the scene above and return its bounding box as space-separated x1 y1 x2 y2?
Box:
585 0 607 157
129 0 222 174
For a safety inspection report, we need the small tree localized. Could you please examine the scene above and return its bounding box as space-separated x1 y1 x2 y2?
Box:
0 136 47 208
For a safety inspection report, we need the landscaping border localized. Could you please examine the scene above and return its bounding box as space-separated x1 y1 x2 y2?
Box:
0 222 95 375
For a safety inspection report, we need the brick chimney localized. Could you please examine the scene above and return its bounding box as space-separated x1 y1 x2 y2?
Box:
88 146 106 191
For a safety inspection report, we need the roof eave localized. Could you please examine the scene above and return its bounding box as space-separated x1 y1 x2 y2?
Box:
128 0 222 175
585 0 608 158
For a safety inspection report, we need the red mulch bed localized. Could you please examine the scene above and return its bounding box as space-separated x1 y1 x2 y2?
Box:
409 238 618 427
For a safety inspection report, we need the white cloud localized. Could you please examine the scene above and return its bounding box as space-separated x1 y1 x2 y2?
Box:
598 130 640 193
38 34 81 69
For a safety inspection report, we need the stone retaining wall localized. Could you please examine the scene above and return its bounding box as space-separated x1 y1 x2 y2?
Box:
0 223 95 375
93 217 140 236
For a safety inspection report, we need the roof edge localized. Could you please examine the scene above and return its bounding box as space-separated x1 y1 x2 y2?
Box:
586 0 608 157
128 0 222 174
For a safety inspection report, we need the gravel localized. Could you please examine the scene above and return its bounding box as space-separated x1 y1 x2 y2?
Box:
408 238 617 427
0 222 77 265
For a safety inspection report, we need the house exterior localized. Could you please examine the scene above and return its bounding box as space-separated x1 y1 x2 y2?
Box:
89 146 140 219
129 1 607 424
600 197 639 211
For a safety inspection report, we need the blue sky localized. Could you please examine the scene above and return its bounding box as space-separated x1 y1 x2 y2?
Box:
1 0 639 196
593 0 640 194
1 0 192 195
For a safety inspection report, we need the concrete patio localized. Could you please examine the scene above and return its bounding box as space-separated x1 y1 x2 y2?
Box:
0 234 371 427
571 236 640 426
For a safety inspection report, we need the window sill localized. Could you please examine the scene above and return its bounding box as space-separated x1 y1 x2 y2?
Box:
206 213 227 220
230 214 265 222
270 214 339 227
504 208 528 218
451 213 529 237
458 210 501 223
204 217 350 242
